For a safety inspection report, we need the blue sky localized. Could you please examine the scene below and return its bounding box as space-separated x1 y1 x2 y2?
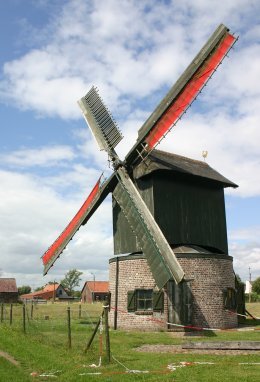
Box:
0 0 259 289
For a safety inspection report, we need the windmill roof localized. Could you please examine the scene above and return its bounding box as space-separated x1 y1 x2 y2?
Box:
134 150 238 188
0 278 18 293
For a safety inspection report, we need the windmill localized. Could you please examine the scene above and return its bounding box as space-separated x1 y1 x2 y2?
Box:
42 25 237 327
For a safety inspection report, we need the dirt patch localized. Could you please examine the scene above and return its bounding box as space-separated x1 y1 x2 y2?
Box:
0 350 20 366
135 344 260 355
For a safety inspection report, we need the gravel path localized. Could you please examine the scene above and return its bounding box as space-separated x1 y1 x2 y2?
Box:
135 344 260 355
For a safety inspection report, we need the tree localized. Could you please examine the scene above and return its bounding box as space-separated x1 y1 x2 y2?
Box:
61 269 83 295
18 285 31 295
252 277 260 295
235 274 245 288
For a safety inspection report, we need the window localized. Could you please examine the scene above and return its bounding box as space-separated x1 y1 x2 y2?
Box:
136 289 153 311
223 288 237 310
127 289 164 313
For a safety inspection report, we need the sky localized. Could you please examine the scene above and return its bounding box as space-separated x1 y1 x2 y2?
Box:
0 0 259 290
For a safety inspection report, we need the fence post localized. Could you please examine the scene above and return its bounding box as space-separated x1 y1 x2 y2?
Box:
0 303 3 323
31 303 34 320
78 304 82 319
10 303 13 325
22 304 26 333
67 307 71 349
104 300 111 363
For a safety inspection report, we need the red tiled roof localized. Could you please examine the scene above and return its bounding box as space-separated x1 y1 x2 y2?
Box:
0 278 18 293
20 290 55 300
43 283 60 292
84 281 109 293
20 283 60 300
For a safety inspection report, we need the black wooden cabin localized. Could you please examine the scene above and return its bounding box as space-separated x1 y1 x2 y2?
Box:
113 150 238 256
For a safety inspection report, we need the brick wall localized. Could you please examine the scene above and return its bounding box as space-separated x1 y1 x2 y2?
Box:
109 255 167 331
109 253 237 331
176 254 237 329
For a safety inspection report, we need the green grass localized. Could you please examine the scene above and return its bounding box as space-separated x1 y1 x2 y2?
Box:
247 302 260 317
0 302 259 381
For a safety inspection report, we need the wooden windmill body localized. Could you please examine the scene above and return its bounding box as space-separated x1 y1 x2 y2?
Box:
42 25 239 330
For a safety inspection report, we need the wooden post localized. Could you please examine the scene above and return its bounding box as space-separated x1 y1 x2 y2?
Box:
85 316 101 352
1 303 3 323
78 304 82 319
31 303 34 320
84 309 106 353
53 281 56 303
67 307 71 349
22 304 26 333
10 303 13 325
104 301 111 363
114 256 119 330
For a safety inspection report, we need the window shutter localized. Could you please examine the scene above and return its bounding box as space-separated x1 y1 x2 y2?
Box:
127 290 136 312
153 291 164 312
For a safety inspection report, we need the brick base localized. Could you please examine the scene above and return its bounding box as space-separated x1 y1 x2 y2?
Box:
109 253 237 331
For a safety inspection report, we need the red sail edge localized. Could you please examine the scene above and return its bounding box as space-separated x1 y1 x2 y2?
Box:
42 176 102 267
145 33 236 149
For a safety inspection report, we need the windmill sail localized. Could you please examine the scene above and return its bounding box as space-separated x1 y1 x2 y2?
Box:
78 87 123 156
42 174 115 275
114 167 184 288
144 32 235 149
125 24 237 165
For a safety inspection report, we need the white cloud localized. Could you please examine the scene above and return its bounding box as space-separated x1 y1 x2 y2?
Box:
1 145 76 167
2 0 257 119
231 241 260 282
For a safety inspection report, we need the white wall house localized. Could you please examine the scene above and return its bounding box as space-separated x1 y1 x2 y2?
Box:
245 280 252 294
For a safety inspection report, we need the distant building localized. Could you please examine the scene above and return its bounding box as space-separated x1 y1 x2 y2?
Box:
245 280 252 294
81 281 109 303
20 283 69 301
0 278 18 303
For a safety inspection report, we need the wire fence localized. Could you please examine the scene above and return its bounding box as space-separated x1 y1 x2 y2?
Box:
0 301 102 350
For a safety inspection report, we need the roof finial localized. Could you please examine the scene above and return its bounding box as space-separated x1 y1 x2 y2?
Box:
202 150 208 161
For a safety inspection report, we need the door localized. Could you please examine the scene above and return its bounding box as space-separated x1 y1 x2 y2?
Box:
168 280 192 326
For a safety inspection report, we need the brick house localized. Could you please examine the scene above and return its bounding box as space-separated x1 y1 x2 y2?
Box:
109 151 239 331
81 281 109 303
0 278 18 303
20 283 69 301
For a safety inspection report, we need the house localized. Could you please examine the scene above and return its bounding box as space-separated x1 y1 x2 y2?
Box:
0 278 18 303
245 281 252 294
81 281 109 303
20 283 69 301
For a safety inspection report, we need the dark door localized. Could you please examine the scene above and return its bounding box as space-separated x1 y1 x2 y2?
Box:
168 280 192 326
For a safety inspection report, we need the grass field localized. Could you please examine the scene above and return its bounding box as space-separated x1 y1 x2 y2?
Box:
0 302 259 381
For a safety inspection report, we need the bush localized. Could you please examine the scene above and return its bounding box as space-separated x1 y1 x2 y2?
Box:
245 292 260 302
252 277 260 295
